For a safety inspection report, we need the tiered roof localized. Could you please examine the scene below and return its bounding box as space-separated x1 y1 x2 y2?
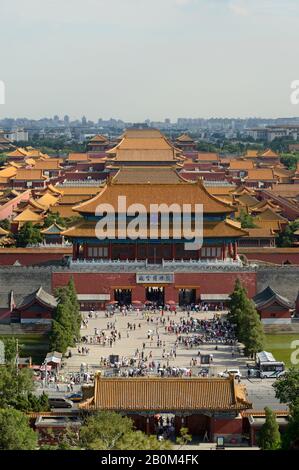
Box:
112 166 187 184
17 286 57 310
197 152 219 162
41 223 64 235
253 286 292 310
12 169 47 181
229 160 255 171
245 168 276 181
250 200 281 213
13 207 44 223
260 149 279 158
62 218 247 239
107 128 182 163
67 153 89 162
79 376 251 411
176 133 194 143
88 134 108 143
254 208 288 222
244 150 259 158
73 176 234 215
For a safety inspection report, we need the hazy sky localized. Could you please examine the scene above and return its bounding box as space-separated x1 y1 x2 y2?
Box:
1 0 299 121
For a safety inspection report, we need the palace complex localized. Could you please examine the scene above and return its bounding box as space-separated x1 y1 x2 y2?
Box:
0 128 299 318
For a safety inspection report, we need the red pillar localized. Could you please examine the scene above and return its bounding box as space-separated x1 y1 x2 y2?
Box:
233 242 238 260
72 243 77 260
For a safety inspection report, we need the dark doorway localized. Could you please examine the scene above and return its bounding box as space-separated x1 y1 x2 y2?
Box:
179 289 196 306
146 287 165 306
114 289 132 306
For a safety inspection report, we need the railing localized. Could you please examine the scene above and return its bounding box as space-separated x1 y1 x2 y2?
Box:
71 258 147 266
27 242 72 248
70 257 243 267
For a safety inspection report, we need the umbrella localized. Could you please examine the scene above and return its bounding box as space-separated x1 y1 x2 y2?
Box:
108 301 118 305
167 300 176 305
145 301 152 305
132 300 142 304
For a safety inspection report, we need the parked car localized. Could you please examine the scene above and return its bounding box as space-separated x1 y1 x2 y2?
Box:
218 368 242 379
49 397 73 409
66 393 83 403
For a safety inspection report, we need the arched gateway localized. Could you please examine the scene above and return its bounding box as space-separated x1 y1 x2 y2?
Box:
80 375 252 444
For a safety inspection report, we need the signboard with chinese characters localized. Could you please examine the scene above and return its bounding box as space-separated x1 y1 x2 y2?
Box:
136 273 174 284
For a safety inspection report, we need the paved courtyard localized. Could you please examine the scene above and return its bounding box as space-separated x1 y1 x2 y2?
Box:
64 309 242 374
37 308 286 411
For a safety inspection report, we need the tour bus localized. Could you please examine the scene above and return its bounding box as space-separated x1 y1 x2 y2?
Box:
256 351 285 379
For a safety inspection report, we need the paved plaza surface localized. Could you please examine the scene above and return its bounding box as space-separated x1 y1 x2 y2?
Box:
66 309 242 373
37 308 287 411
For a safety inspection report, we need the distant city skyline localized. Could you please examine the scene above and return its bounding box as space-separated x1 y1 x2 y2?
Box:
1 0 299 121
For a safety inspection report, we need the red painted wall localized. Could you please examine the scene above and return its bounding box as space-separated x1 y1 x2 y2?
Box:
52 271 257 299
212 417 243 434
241 251 299 265
0 249 72 266
259 308 291 319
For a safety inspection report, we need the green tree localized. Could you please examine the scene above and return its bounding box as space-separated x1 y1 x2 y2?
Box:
228 278 247 333
80 412 173 450
50 281 81 353
118 431 173 450
0 408 37 450
0 218 10 231
1 337 19 364
229 279 264 356
43 212 66 228
67 277 81 340
277 221 299 248
17 221 42 247
0 365 34 408
280 153 299 170
257 407 281 450
273 368 299 406
50 319 71 354
240 300 265 357
282 400 299 450
237 209 257 229
176 427 192 447
80 411 135 450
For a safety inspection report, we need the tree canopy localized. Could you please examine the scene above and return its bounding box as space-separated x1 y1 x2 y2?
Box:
273 368 299 406
237 209 257 229
50 278 81 354
277 221 299 248
0 408 37 450
79 411 172 450
16 221 42 247
257 407 281 450
229 279 264 356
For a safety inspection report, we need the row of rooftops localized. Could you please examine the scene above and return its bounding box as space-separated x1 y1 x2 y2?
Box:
0 128 298 246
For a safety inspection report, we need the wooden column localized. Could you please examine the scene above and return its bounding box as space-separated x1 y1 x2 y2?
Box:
233 242 238 260
72 243 77 260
